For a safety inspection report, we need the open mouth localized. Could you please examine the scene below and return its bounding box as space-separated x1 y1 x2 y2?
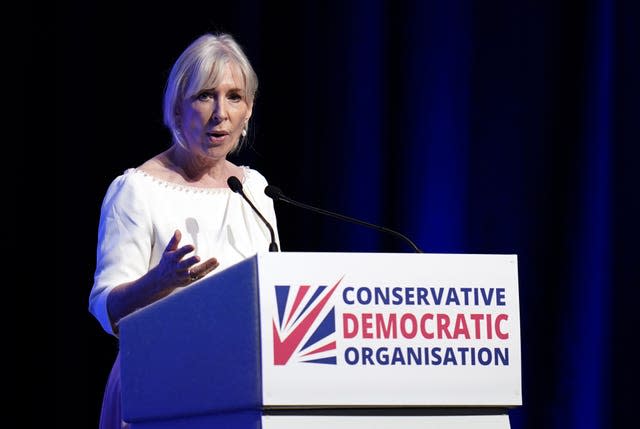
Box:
207 131 228 144
208 131 228 138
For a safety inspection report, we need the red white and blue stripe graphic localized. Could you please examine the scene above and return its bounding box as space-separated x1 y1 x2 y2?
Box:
272 277 343 365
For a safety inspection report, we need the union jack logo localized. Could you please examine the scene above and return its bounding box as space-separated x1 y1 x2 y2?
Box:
272 277 343 365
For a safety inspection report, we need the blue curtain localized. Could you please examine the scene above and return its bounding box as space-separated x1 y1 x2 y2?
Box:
256 1 637 428
57 0 639 427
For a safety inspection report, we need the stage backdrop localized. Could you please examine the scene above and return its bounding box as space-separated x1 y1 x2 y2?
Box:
56 1 638 428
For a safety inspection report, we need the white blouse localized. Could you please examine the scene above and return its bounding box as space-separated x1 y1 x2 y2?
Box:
88 167 280 336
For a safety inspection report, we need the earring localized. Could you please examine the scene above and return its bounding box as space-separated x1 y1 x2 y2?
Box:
241 128 247 137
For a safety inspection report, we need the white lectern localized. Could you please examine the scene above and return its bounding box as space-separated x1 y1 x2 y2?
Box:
119 252 521 429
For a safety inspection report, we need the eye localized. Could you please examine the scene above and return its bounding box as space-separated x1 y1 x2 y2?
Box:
227 91 243 102
196 91 214 101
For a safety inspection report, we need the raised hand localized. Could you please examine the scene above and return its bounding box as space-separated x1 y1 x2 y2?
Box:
155 229 219 287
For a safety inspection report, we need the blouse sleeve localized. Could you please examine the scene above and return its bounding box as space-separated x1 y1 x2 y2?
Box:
88 173 153 336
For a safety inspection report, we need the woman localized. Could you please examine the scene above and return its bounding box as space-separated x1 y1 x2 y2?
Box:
88 33 279 428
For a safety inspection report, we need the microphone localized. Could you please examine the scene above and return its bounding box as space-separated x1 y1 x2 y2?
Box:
264 185 423 253
227 176 279 252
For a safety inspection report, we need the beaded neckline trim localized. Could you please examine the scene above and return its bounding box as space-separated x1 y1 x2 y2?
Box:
125 166 249 195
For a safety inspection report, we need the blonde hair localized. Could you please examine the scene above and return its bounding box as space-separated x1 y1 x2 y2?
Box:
163 33 258 152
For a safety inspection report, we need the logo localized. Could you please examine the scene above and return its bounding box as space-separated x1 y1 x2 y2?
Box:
272 277 343 365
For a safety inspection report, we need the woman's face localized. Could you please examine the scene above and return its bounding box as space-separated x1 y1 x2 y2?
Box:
179 62 253 160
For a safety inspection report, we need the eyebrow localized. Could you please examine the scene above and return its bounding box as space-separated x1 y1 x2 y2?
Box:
200 86 246 93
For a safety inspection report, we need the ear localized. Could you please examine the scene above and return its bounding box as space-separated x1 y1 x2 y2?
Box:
174 105 182 125
245 101 253 122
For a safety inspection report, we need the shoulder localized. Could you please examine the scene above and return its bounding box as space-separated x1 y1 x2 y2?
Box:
106 168 148 190
240 166 274 201
101 168 151 208
241 166 270 186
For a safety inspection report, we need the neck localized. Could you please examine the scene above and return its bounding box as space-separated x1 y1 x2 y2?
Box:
167 145 231 184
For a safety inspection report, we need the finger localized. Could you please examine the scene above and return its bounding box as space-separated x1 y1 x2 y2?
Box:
201 257 220 272
173 244 196 260
189 258 219 280
165 230 182 252
200 259 220 276
177 255 201 272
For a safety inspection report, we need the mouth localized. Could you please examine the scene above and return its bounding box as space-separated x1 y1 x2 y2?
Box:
206 130 229 144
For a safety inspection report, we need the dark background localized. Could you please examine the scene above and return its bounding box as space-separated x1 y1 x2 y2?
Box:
56 0 638 428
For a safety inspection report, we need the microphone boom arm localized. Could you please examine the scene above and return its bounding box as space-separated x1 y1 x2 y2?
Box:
276 193 423 253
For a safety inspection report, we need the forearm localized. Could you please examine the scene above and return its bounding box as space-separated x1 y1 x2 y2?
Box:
106 267 176 334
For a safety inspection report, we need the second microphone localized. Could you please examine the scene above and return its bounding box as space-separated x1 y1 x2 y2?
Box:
227 176 279 252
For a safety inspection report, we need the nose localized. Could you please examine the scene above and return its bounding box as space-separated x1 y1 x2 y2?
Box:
212 97 228 122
